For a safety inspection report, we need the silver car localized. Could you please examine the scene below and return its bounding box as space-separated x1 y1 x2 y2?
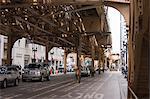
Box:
22 63 50 82
0 66 20 88
81 67 90 77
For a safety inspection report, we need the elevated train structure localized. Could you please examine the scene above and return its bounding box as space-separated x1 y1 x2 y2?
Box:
0 0 149 98
0 0 111 64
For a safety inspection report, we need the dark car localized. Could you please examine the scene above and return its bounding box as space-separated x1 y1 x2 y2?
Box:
0 66 20 88
22 63 50 82
81 67 90 77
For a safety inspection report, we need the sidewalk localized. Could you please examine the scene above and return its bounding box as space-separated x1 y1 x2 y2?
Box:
117 72 128 99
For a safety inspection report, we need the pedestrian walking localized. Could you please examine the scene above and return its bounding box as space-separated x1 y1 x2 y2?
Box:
73 65 81 83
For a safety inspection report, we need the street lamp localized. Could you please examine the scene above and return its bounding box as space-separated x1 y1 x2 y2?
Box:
50 51 54 66
32 46 37 63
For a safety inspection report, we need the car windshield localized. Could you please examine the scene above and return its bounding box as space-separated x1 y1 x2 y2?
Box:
0 67 7 74
11 65 21 70
27 64 41 68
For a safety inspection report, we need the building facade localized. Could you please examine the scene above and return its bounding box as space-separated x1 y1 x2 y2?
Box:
0 36 64 71
49 47 64 73
12 38 46 68
0 35 7 65
0 35 4 65
120 14 128 68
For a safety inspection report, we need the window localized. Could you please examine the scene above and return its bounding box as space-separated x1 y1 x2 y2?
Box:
25 39 29 48
18 40 20 46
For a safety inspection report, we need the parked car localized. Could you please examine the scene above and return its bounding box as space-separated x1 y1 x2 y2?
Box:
22 63 50 82
0 66 20 88
10 65 22 79
81 67 90 77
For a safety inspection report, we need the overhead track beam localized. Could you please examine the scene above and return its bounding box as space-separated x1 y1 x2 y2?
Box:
27 8 76 46
15 16 75 46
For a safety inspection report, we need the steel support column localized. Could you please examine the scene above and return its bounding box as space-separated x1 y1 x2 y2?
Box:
45 42 52 64
91 45 95 77
45 45 49 64
63 49 68 74
98 48 102 74
76 34 82 76
7 36 14 65
128 0 149 98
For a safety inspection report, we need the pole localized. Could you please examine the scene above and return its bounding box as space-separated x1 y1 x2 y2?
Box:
32 44 37 63
45 45 49 64
64 49 67 74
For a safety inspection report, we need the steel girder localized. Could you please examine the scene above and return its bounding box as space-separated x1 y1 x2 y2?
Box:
0 4 84 47
0 0 111 54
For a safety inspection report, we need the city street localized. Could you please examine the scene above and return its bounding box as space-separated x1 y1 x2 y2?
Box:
0 71 127 99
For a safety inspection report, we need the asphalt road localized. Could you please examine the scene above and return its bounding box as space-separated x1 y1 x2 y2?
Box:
0 71 127 99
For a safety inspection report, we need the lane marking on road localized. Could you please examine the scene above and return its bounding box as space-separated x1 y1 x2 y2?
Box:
82 93 104 99
73 73 112 99
77 73 112 99
63 83 83 92
60 91 104 99
60 92 73 98
96 73 112 92
61 77 102 98
89 73 112 99
33 79 74 92
27 81 75 99
62 77 89 92
4 94 22 99
50 94 57 98
79 78 97 89
83 78 102 93
59 73 112 99
95 93 104 99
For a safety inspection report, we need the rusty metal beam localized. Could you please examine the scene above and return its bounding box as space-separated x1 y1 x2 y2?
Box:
103 0 130 4
15 16 53 35
84 31 111 36
15 16 75 46
35 37 61 46
53 5 97 16
27 7 69 34
0 1 101 9
49 0 101 6
26 8 76 46
0 29 8 35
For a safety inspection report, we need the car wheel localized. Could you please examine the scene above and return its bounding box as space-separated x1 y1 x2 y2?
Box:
47 75 50 81
2 79 7 88
40 75 44 82
15 78 19 86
